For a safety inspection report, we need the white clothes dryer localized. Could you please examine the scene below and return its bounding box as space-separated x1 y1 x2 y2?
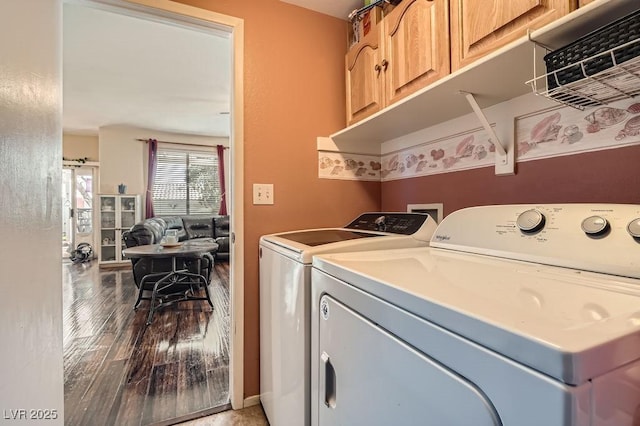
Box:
311 204 640 426
259 213 438 426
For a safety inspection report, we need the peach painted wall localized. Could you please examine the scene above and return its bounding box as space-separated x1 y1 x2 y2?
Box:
175 0 380 397
382 144 640 217
63 133 99 161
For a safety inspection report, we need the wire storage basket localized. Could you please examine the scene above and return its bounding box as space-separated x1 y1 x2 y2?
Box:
527 9 640 109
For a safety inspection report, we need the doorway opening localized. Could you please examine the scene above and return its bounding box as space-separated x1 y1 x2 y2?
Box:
61 0 245 422
62 165 97 260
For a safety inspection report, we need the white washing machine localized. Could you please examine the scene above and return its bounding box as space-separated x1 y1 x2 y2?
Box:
311 204 640 426
259 213 438 426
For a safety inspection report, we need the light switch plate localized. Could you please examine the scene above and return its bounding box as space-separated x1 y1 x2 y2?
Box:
253 183 274 205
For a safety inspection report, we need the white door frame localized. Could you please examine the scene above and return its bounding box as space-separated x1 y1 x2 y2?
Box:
64 0 245 409
62 164 99 257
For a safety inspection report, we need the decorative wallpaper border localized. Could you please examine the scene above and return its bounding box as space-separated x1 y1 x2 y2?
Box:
380 128 495 181
319 98 640 181
515 99 640 161
318 152 381 181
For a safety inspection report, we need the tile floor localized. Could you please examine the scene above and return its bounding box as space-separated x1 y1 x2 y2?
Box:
179 405 268 425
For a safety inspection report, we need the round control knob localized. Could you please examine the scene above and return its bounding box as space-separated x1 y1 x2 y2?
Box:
628 218 640 238
516 209 546 233
374 216 387 232
581 215 609 236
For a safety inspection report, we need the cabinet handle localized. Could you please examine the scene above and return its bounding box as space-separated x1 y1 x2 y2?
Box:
381 59 388 71
374 64 381 76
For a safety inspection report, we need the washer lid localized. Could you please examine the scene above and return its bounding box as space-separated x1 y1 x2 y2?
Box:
272 229 381 246
313 247 640 385
261 229 428 264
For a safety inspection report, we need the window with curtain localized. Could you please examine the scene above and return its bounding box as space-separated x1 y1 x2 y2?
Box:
152 148 222 215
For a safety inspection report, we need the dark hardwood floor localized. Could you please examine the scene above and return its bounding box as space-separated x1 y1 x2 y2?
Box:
62 259 230 425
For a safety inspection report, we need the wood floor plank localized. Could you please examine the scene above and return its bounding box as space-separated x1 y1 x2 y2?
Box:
110 374 148 426
176 340 212 416
177 303 205 341
106 310 144 362
142 362 179 424
64 333 118 425
79 359 128 426
63 260 230 426
207 366 230 408
152 308 181 366
63 336 93 380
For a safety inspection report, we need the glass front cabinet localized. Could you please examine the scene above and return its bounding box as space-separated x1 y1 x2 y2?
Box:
99 194 141 266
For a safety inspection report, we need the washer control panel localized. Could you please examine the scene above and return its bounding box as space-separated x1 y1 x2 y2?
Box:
431 204 640 279
345 213 431 235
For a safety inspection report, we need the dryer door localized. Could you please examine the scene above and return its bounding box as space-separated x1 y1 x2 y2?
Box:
317 295 501 426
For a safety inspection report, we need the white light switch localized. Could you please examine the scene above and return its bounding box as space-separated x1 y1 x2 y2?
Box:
253 183 274 205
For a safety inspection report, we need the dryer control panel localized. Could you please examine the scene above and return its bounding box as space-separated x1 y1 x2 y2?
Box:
345 213 430 235
430 204 640 279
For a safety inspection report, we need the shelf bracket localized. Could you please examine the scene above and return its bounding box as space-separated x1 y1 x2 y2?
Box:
459 91 514 175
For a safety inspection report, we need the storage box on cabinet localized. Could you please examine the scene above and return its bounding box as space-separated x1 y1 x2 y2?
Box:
346 0 450 126
450 0 577 71
348 7 383 48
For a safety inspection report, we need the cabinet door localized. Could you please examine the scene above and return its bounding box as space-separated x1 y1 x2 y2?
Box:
450 0 576 70
119 195 138 229
99 195 118 262
383 0 451 106
99 194 140 264
346 28 384 126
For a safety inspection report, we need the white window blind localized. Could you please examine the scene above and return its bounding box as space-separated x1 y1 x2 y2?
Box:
152 148 221 215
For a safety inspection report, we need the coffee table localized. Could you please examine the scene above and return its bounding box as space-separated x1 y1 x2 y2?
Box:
123 240 219 325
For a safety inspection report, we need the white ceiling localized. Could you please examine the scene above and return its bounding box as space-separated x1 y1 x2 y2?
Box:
62 1 356 138
280 0 362 19
63 3 231 137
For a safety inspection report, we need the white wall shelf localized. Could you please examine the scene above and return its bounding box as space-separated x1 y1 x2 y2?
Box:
327 0 638 150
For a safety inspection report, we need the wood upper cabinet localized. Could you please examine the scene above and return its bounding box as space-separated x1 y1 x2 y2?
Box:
450 0 577 71
346 0 450 126
384 0 451 106
346 27 384 125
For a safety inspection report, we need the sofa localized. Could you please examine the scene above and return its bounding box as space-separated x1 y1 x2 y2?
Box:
123 215 229 257
122 215 230 289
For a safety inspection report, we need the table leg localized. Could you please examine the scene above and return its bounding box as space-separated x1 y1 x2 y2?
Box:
141 255 215 325
135 270 173 309
202 275 214 307
172 271 213 307
146 269 178 325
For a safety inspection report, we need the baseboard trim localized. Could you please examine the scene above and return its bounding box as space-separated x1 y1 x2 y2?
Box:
243 395 261 408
